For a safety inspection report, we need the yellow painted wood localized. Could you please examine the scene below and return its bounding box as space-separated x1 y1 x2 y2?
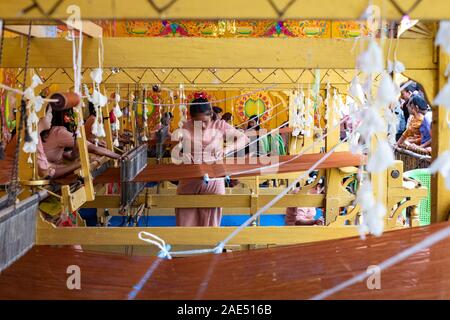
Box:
85 193 329 209
2 38 436 70
74 110 95 201
62 186 87 213
102 97 114 151
431 50 450 222
67 20 102 38
0 0 448 20
36 214 360 246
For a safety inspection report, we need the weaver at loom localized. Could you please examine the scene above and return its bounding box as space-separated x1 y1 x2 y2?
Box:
5 105 81 179
173 97 249 226
2 0 450 306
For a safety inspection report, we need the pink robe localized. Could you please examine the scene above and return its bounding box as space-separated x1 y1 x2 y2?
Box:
175 119 248 227
84 115 96 144
42 126 75 164
36 138 56 177
285 187 317 226
6 134 55 178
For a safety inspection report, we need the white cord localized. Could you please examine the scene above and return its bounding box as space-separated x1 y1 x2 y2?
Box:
138 231 172 259
214 133 355 252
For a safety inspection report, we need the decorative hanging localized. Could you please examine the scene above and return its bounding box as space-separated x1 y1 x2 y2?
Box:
357 40 384 73
141 86 148 142
290 90 305 137
22 74 43 162
387 60 405 74
435 21 450 55
356 181 386 239
87 68 108 144
377 72 399 106
349 76 366 106
177 83 187 141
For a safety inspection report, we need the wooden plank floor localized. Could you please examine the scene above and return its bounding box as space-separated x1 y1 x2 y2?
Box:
1 222 450 299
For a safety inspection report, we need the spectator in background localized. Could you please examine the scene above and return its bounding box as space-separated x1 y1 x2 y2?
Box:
222 112 233 125
212 106 223 121
418 100 432 151
396 95 427 147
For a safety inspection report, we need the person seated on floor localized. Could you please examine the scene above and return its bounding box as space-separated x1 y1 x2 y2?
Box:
285 176 325 226
6 105 81 179
41 107 121 169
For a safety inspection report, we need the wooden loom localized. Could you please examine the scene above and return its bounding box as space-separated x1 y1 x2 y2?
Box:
1 4 445 261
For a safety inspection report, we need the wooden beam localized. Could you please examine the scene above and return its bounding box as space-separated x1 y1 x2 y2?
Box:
84 194 329 208
0 0 449 20
4 25 56 37
62 20 102 38
36 220 360 246
2 38 436 70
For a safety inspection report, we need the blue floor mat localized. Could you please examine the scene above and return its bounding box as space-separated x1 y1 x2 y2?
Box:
97 209 323 227
108 214 287 227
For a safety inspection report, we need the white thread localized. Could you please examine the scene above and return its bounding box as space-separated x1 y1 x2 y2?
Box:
235 101 284 128
223 114 351 178
139 133 355 258
244 103 288 131
215 134 355 251
0 84 58 103
138 231 172 259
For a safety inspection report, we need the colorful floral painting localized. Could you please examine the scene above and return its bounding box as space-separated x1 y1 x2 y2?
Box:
332 21 368 38
236 92 273 126
95 20 372 39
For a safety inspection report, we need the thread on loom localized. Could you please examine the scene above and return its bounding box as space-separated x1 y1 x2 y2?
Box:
0 191 47 273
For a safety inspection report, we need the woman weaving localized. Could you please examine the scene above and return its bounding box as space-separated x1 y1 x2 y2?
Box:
41 108 121 168
173 97 249 227
5 105 81 179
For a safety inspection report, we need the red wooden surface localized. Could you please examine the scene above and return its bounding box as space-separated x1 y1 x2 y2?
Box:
95 152 365 183
1 152 363 185
1 222 450 299
0 159 14 185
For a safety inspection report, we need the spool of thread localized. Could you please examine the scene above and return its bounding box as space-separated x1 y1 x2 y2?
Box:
152 84 161 93
49 92 81 111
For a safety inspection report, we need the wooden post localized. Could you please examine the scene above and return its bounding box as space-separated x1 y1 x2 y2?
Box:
431 49 450 222
75 104 95 201
324 83 343 224
102 95 114 151
130 92 137 147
